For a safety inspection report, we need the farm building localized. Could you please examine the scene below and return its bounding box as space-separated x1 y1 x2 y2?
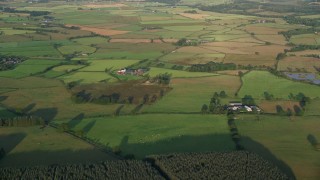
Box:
117 68 148 76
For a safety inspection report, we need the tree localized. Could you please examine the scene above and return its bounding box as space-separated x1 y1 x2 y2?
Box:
263 91 274 100
293 105 303 116
219 91 227 98
143 94 149 104
286 108 293 117
128 96 134 104
0 148 5 160
242 95 255 106
276 105 285 115
238 71 244 77
201 104 208 114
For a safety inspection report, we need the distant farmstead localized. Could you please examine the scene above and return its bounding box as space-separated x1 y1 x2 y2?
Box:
228 101 262 113
117 68 148 76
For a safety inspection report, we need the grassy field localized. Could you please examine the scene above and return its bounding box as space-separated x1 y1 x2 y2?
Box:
277 56 320 73
0 126 116 167
239 71 320 99
0 1 319 176
72 36 109 45
236 115 320 180
147 67 218 78
290 34 320 45
67 114 234 159
79 60 138 72
58 44 96 55
143 75 241 113
59 71 117 84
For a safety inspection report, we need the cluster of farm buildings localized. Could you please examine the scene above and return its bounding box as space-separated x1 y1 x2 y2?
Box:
227 102 262 113
117 68 148 76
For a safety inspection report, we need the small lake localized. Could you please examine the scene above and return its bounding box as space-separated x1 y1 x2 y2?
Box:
285 72 320 85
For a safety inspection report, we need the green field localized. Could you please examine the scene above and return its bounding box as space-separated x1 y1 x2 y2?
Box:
0 60 62 78
148 67 218 78
143 75 241 113
239 71 320 99
290 34 320 45
80 60 138 72
72 36 109 45
236 115 320 180
0 127 116 167
59 71 117 84
0 0 319 177
58 44 96 55
67 114 234 159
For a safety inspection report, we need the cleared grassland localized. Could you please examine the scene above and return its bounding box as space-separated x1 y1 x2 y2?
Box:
287 50 320 57
163 25 207 31
58 44 96 55
147 67 218 78
90 42 176 60
0 45 61 57
72 36 109 45
258 100 300 113
290 34 320 45
67 114 234 159
277 56 320 73
143 75 240 113
305 99 320 116
0 126 116 167
255 34 287 45
59 71 117 84
0 76 62 89
236 115 320 180
224 54 275 66
1 83 123 120
79 60 138 72
52 65 85 72
109 39 152 43
160 52 224 65
239 71 320 99
65 24 130 36
0 28 35 35
244 25 289 35
202 34 250 42
0 60 62 78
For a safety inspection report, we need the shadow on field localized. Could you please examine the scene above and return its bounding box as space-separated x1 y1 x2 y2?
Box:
31 108 58 124
0 133 26 155
68 113 85 129
115 133 295 179
241 136 296 179
0 149 115 167
0 96 8 102
22 103 36 114
83 120 96 133
117 134 235 159
307 134 318 146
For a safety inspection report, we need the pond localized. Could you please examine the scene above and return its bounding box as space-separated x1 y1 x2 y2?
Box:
285 72 320 85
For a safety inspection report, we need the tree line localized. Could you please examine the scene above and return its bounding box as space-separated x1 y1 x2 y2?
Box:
0 116 44 127
189 62 237 72
2 7 50 16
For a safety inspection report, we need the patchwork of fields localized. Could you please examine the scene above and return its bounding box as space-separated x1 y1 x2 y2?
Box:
0 0 319 179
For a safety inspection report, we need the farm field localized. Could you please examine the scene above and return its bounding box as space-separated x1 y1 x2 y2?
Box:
0 126 116 167
143 75 241 113
239 71 320 99
236 115 320 180
66 114 234 159
0 0 320 178
277 56 320 73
